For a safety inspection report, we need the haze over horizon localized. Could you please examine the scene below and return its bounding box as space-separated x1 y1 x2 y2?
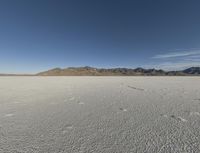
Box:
0 0 200 73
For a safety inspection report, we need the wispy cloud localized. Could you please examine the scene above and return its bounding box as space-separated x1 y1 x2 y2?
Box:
152 50 200 59
144 61 200 71
150 49 200 70
155 62 200 71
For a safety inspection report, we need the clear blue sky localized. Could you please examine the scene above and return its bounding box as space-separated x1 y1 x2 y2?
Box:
0 0 200 73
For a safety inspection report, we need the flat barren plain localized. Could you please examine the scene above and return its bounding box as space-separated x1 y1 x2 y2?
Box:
0 77 200 153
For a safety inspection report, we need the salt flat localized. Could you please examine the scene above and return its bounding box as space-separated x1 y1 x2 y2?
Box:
0 77 200 153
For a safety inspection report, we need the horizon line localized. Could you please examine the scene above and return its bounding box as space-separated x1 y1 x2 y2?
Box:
1 66 199 75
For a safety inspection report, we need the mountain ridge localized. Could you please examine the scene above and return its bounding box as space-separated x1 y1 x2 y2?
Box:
36 66 200 76
0 67 199 76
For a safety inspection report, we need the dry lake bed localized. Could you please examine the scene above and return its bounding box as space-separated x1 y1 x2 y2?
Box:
0 77 200 153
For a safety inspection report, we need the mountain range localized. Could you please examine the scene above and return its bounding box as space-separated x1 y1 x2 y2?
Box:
0 67 199 76
36 66 200 76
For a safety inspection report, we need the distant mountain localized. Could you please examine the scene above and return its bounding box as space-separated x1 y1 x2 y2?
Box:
0 66 199 76
36 66 200 76
183 67 200 74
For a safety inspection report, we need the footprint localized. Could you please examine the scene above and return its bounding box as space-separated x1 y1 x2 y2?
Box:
119 108 127 112
5 114 14 117
78 101 84 105
177 116 187 122
170 115 176 119
65 124 73 129
170 115 187 122
127 86 144 91
160 114 168 118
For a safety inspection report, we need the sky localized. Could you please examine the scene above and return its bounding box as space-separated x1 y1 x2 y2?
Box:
0 0 200 73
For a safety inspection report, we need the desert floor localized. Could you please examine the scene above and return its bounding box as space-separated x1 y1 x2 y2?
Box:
0 77 200 153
